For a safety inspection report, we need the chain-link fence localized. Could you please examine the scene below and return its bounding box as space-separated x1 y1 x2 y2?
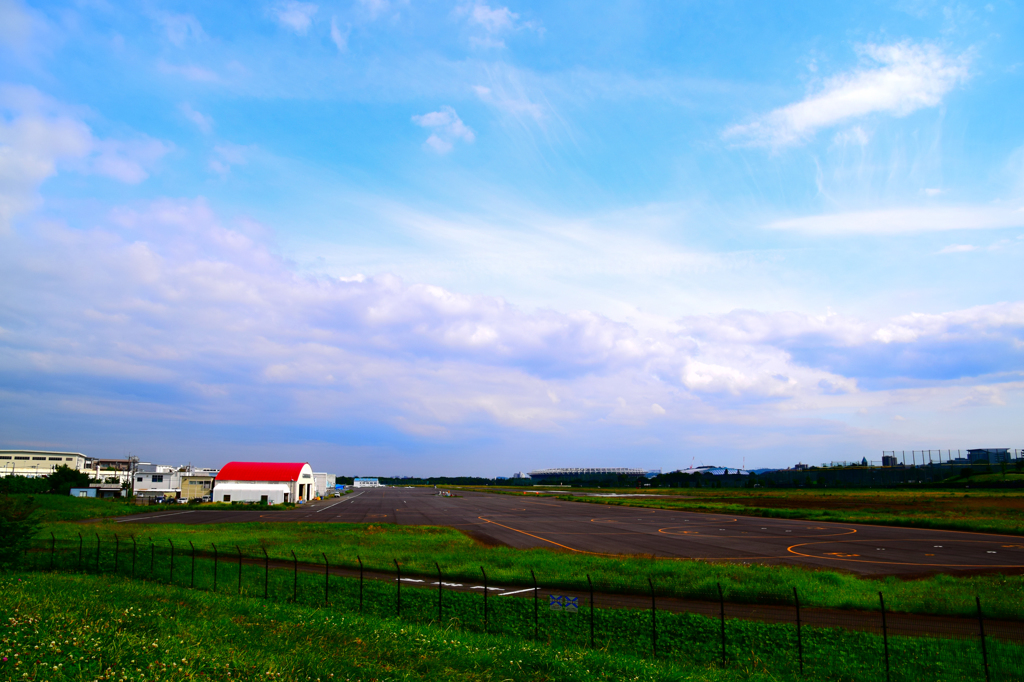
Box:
18 535 1023 681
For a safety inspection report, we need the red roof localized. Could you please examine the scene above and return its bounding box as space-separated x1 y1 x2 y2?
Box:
216 462 308 482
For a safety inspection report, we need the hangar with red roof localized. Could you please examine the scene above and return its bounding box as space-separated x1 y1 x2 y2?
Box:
213 461 315 505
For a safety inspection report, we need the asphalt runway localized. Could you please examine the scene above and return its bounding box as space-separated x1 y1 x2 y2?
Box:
118 488 1024 576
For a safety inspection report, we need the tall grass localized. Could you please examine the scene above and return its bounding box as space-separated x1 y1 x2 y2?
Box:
34 521 1024 621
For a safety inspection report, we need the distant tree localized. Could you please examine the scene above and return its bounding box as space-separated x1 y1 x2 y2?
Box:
0 495 39 569
46 465 92 495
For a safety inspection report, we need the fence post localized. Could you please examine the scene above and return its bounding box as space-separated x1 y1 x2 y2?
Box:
262 548 269 599
50 533 55 571
237 546 243 595
481 566 488 633
977 596 990 682
718 583 726 667
113 534 120 574
168 539 175 584
77 533 83 571
189 541 195 589
530 569 538 640
131 537 136 579
794 587 804 676
435 562 443 622
394 559 402 618
291 550 298 603
879 592 889 682
213 543 218 592
357 555 364 613
648 576 657 658
322 552 329 605
95 533 101 573
587 574 594 649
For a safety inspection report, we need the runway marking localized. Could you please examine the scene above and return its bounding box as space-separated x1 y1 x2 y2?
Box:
498 587 536 597
315 491 365 512
477 516 613 555
787 539 1024 568
116 510 194 523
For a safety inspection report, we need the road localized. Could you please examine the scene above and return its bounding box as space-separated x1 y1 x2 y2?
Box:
117 487 1024 576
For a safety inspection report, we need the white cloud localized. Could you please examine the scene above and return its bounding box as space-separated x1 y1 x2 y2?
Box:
764 205 1024 234
3 199 1023 454
725 42 969 147
271 1 318 34
412 106 475 154
0 85 169 229
457 2 540 48
357 0 391 21
469 4 518 34
938 244 978 254
158 61 220 83
179 103 213 134
209 143 255 175
330 16 349 51
155 12 205 47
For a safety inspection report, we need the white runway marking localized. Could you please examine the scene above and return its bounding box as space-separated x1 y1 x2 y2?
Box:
116 510 194 523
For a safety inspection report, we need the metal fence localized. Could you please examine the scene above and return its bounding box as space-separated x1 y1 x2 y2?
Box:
19 535 1024 681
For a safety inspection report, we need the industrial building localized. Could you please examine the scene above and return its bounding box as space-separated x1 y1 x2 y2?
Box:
0 450 86 477
527 467 650 483
213 461 315 504
353 477 382 488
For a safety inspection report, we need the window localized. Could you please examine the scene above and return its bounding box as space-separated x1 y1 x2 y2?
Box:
302 473 312 479
152 475 163 483
49 457 62 461
65 458 73 461
15 456 28 460
223 495 231 502
0 456 9 460
32 457 46 461
137 477 143 482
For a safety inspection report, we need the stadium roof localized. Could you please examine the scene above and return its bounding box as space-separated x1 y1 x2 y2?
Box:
216 462 307 481
528 467 647 476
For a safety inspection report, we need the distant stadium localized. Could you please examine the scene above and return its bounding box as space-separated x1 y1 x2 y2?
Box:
527 467 654 483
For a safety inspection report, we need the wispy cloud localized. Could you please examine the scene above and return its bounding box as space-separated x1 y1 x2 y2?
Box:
411 106 475 154
154 12 206 47
765 205 1024 234
725 42 969 147
457 2 541 49
0 85 169 229
270 1 318 34
158 61 220 83
330 16 349 51
179 103 213 134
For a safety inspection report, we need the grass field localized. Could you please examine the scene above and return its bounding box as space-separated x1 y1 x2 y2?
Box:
4 567 1019 681
17 494 294 523
31 517 1024 621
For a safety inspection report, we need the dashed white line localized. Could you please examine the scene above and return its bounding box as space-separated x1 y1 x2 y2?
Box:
116 510 194 523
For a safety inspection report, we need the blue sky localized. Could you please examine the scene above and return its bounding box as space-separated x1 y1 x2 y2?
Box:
1 0 1022 475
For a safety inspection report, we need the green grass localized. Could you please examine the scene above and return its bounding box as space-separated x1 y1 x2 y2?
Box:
33 521 1024 621
13 494 300 523
6 566 1021 682
0 571 777 682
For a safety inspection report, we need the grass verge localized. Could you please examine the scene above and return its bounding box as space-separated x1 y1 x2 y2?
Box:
33 520 1024 621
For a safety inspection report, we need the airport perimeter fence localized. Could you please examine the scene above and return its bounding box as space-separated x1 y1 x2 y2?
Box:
18 534 1024 682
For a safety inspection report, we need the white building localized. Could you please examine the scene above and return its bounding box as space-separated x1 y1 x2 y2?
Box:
312 472 336 498
213 462 315 504
353 477 382 488
0 451 87 478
